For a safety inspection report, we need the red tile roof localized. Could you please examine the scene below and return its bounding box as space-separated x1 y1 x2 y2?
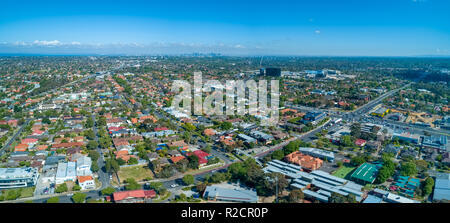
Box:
52 142 85 148
21 138 38 144
154 127 169 131
170 156 186 163
77 175 93 183
112 189 156 202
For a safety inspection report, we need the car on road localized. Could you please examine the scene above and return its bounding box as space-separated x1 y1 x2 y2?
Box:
170 184 178 188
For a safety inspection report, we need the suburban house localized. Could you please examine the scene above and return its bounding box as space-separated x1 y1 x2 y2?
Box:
77 175 95 190
109 189 156 203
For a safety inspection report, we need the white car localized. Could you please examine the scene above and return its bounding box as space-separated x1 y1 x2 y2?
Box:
170 184 178 188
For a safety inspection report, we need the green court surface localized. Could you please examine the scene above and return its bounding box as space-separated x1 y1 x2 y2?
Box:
332 165 356 179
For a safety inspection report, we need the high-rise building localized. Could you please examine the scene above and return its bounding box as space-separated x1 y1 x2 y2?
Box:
259 68 265 76
264 67 281 77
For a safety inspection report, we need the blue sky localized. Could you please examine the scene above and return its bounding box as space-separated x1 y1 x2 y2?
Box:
0 0 449 56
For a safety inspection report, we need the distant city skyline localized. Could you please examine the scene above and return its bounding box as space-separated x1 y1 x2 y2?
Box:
1 0 449 56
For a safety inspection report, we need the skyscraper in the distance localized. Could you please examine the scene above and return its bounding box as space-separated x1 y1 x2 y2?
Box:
265 68 281 77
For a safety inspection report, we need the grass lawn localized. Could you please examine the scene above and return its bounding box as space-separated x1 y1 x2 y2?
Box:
19 187 35 198
152 192 172 203
116 165 154 183
332 165 356 179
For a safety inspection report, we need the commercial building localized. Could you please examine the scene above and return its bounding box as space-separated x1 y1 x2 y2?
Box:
250 131 274 145
433 173 450 201
203 185 258 203
298 147 335 162
237 134 257 144
422 135 448 152
55 161 77 184
350 163 378 184
302 111 327 125
76 156 92 176
264 67 281 77
392 130 421 144
371 107 390 118
0 167 39 189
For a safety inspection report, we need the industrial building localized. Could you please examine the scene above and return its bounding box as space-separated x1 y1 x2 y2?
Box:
0 167 39 189
203 185 258 203
433 173 450 201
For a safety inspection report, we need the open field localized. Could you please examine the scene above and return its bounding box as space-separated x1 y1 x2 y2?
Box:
115 165 154 184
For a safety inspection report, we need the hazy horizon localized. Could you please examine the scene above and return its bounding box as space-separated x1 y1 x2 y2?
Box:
1 0 450 56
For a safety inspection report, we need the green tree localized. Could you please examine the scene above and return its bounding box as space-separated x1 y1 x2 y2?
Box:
73 185 81 191
55 183 68 193
105 158 120 173
350 156 366 167
340 135 354 147
183 123 196 132
271 150 285 160
423 177 435 196
220 121 232 130
187 155 199 169
86 140 99 150
88 150 100 162
125 178 141 190
400 162 417 176
128 157 139 165
85 117 94 128
289 189 304 203
72 192 87 203
90 162 99 172
101 187 116 196
182 174 195 185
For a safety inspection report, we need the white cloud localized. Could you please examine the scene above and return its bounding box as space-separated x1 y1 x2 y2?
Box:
315 30 321 34
33 40 62 46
